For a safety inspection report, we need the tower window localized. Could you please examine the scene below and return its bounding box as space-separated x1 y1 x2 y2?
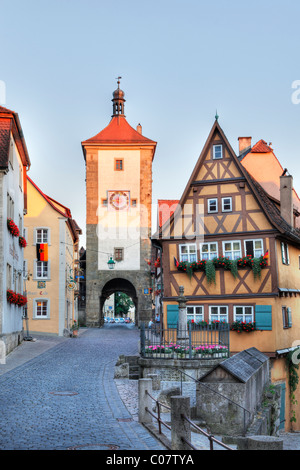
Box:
115 159 123 171
114 248 124 262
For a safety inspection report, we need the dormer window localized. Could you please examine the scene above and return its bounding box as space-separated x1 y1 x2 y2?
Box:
213 144 223 159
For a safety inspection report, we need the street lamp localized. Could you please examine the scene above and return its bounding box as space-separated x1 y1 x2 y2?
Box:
107 256 115 270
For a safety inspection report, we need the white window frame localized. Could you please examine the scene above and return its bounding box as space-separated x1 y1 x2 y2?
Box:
209 305 228 323
244 239 264 258
35 260 50 280
23 260 28 280
187 306 204 323
34 227 50 245
234 306 254 323
281 242 289 265
222 197 232 212
208 198 218 213
282 306 292 328
6 263 12 290
213 144 223 159
222 240 242 260
33 299 50 319
200 242 218 260
179 244 197 263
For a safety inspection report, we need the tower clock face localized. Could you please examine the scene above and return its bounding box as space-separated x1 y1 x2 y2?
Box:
108 191 130 210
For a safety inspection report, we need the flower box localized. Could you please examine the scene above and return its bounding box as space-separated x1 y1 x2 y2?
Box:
19 236 27 248
7 219 20 237
7 289 27 306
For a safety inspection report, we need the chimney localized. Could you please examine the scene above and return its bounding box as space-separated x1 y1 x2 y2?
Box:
136 123 142 134
238 137 252 155
280 171 293 227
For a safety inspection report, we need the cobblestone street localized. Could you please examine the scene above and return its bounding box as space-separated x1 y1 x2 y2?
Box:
0 325 165 451
1 325 300 452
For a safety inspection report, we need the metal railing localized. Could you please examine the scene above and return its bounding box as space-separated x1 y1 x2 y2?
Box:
174 367 251 435
140 322 230 360
143 385 234 451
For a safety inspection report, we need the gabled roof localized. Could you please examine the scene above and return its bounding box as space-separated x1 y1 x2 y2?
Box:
82 115 157 146
250 139 273 153
0 105 31 168
27 176 81 242
153 119 300 245
199 348 269 384
157 199 179 228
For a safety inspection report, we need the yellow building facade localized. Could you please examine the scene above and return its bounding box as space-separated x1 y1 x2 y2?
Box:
24 177 81 336
153 119 300 431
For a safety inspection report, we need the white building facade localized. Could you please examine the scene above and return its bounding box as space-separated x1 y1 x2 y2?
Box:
0 106 31 354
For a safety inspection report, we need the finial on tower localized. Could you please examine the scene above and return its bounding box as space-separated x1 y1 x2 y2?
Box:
112 77 125 117
215 110 219 121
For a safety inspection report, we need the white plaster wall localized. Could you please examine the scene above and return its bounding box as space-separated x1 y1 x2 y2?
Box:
97 149 141 271
2 136 25 335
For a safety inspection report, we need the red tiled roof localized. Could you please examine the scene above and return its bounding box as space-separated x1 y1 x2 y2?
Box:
0 105 31 168
250 139 273 153
158 200 179 228
0 118 12 168
82 115 156 145
27 176 81 242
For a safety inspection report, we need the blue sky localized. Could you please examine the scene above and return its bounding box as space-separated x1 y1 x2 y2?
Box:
1 0 300 246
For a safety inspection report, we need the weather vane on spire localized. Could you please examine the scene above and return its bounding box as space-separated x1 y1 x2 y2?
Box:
116 76 122 88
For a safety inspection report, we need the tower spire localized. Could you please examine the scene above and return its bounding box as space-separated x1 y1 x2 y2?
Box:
112 77 125 117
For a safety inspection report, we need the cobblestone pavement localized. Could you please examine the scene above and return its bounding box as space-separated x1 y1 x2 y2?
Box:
0 325 165 451
1 325 300 451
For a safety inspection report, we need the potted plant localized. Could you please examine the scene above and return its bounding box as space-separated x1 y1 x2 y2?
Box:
70 320 79 337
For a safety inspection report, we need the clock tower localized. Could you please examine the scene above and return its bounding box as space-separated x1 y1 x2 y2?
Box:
82 80 157 327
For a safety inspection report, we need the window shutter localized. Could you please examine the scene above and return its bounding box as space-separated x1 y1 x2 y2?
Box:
167 304 179 329
255 305 272 330
287 307 292 328
281 242 286 264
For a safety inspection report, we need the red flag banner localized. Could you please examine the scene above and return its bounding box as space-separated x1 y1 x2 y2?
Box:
36 243 48 261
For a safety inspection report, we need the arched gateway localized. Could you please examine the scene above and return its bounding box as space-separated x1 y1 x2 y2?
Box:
81 80 157 327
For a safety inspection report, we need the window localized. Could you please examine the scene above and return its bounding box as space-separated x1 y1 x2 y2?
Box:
222 197 232 212
213 144 223 159
114 248 124 262
223 241 241 260
6 263 12 290
115 159 123 171
36 261 49 279
34 300 49 319
131 199 137 208
187 306 204 323
245 239 264 258
234 306 254 323
7 193 14 219
23 260 28 280
102 199 108 207
209 306 228 323
208 198 218 213
200 242 218 260
179 244 197 263
282 307 292 328
35 228 49 244
281 242 289 265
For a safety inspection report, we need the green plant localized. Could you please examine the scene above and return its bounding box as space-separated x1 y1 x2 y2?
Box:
286 348 300 424
250 257 262 279
230 321 256 332
230 259 238 279
205 260 216 285
70 320 79 331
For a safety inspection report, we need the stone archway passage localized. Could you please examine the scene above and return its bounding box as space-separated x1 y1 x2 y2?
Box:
100 278 138 325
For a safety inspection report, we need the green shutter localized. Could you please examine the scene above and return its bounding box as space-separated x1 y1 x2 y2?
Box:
167 304 179 329
255 305 272 330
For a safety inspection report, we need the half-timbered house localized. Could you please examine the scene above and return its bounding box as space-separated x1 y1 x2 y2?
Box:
152 118 300 431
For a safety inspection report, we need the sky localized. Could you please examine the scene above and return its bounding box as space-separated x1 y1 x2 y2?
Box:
1 0 300 248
